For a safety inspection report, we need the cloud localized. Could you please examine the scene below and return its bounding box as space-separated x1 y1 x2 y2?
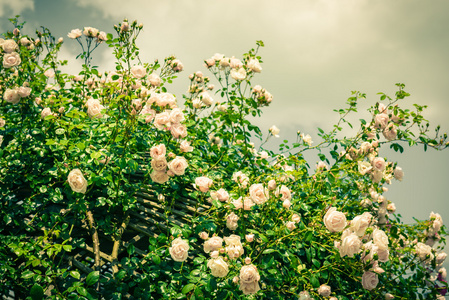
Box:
0 0 34 17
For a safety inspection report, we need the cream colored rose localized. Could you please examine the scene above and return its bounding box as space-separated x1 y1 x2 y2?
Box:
372 157 386 172
150 170 169 184
286 221 296 231
2 39 18 53
207 257 229 278
204 236 223 253
358 161 372 175
239 264 260 294
372 229 389 251
269 125 280 137
4 88 20 104
17 87 31 98
168 156 188 175
226 212 239 230
243 197 255 210
249 184 268 205
339 232 361 258
232 171 249 187
383 123 397 141
224 234 244 259
0 135 3 146
230 57 243 68
247 59 262 73
67 29 82 39
301 133 313 146
151 158 167 172
83 27 99 37
195 176 213 193
350 212 373 236
393 166 404 181
362 241 378 263
148 73 161 87
231 68 247 81
377 248 389 262
3 52 21 68
68 169 88 194
149 144 166 160
153 112 171 130
374 113 389 129
0 118 5 128
276 185 292 201
362 271 378 291
436 252 447 265
211 188 229 202
170 123 187 139
169 108 185 124
415 242 433 261
179 140 193 152
323 207 347 233
199 91 214 106
371 170 383 183
86 98 104 118
41 107 52 119
130 65 146 78
318 284 331 297
169 237 189 262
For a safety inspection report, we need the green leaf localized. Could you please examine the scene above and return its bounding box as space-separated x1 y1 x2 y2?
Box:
30 284 44 300
86 271 100 286
63 245 72 252
182 283 195 294
22 270 34 280
263 249 276 254
77 286 88 297
70 270 80 280
310 275 320 288
153 254 161 265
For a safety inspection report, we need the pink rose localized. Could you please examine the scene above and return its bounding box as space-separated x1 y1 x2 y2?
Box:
180 140 193 152
362 271 379 291
195 176 213 193
153 112 171 130
374 113 389 129
382 123 397 141
323 207 347 233
372 157 386 172
150 144 166 160
168 156 188 176
204 236 223 253
170 123 187 139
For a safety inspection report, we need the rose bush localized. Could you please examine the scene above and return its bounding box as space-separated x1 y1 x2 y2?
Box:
0 17 447 299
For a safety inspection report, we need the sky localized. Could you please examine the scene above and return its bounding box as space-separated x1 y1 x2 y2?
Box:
1 0 448 256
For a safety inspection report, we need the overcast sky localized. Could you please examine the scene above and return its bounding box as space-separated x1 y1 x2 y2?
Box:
1 0 448 241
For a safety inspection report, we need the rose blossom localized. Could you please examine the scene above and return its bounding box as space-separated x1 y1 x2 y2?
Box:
147 73 161 86
371 170 383 183
2 39 18 53
318 284 331 297
430 211 443 232
372 228 389 251
301 133 313 146
239 264 261 295
67 29 82 39
195 176 213 193
204 236 223 253
170 123 187 139
150 170 169 184
339 232 361 258
68 169 88 194
245 234 254 242
232 171 249 187
383 123 397 141
0 118 5 128
362 271 379 291
179 140 193 152
268 179 277 190
323 207 347 233
150 144 166 160
4 88 20 104
226 212 239 230
436 252 447 265
153 112 171 130
169 237 189 262
374 113 389 129
378 248 389 262
3 52 21 68
151 158 167 172
269 125 280 137
249 184 268 205
393 166 404 181
41 107 52 119
358 161 372 175
415 242 434 261
169 108 185 124
83 26 99 37
17 86 31 98
276 185 292 201
224 234 244 259
211 188 229 202
231 68 247 81
292 214 301 223
372 157 386 172
230 57 243 68
86 98 104 118
168 156 188 176
199 232 209 240
247 59 262 73
350 212 373 236
130 65 146 78
199 91 214 106
362 241 378 263
283 199 291 209
286 221 296 231
207 257 229 278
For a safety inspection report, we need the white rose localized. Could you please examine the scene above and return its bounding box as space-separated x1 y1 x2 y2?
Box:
276 185 292 201
4 88 21 104
377 248 389 262
168 156 188 175
67 29 82 39
2 39 18 53
269 125 280 137
170 123 187 139
207 257 229 278
194 176 213 193
415 242 434 261
211 188 229 202
239 281 260 295
204 236 223 253
41 107 52 119
231 68 247 81
150 144 166 160
130 65 146 79
358 161 372 175
317 284 331 297
83 27 99 38
301 133 313 146
246 58 262 73
17 86 31 98
362 271 379 291
86 98 104 118
249 184 268 205
169 108 185 124
3 52 21 68
179 140 193 153
350 212 373 236
199 91 214 106
339 232 361 258
230 57 243 69
372 229 389 251
224 234 244 259
436 252 447 265
323 207 347 233
169 237 189 262
68 169 88 194
393 166 404 181
150 170 169 184
286 221 296 231
151 158 167 172
226 212 239 230
372 157 386 172
148 73 162 87
362 241 378 263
